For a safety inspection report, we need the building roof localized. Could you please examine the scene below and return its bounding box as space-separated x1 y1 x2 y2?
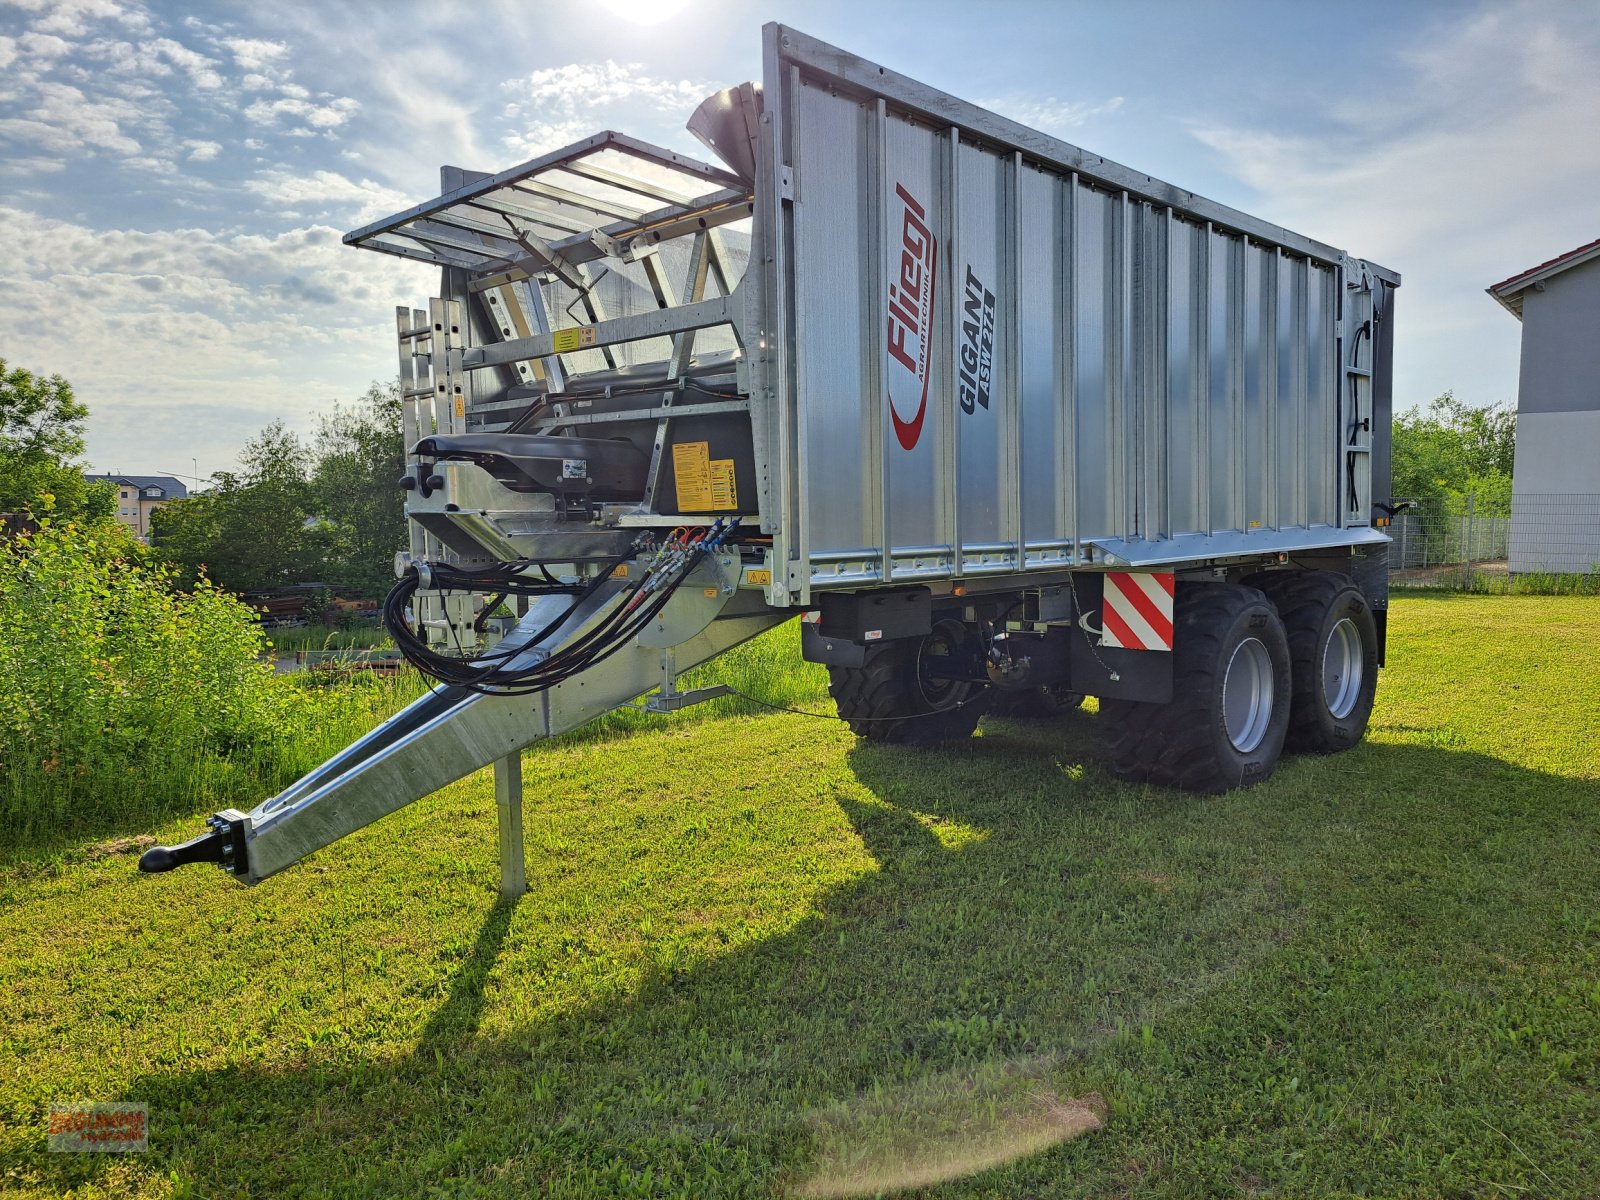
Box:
1487 236 1600 320
86 474 189 499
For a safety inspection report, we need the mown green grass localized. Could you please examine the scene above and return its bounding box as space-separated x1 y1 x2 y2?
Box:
2 597 1598 1197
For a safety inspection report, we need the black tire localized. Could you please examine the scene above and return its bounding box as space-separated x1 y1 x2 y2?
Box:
1244 570 1379 754
989 684 1085 719
1100 584 1291 792
828 619 989 745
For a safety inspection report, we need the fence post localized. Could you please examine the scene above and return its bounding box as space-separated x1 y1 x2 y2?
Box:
1467 492 1476 564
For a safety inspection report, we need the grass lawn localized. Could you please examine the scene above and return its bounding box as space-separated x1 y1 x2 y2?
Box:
2 594 1598 1197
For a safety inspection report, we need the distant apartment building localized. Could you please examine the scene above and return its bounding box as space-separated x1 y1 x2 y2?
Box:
86 474 188 539
1488 237 1600 574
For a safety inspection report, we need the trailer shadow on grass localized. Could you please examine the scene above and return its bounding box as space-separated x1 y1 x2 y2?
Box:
79 722 1600 1197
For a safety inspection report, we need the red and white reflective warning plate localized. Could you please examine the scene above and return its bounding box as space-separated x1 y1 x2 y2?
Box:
1100 571 1175 651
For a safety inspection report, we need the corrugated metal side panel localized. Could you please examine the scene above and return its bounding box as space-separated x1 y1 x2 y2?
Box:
789 82 871 578
771 50 1348 595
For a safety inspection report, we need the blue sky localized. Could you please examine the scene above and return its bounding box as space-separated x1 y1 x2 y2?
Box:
2 0 1596 479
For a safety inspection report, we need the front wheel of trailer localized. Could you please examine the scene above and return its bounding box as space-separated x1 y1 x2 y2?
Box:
827 619 989 745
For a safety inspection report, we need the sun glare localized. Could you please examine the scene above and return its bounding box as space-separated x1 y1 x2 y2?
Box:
592 0 694 26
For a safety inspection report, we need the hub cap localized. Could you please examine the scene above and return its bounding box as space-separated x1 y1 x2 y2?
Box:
1222 637 1273 753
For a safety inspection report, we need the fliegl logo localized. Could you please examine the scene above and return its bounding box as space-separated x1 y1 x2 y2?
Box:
885 183 937 451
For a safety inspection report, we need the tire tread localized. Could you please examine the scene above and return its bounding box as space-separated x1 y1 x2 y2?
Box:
1100 584 1288 792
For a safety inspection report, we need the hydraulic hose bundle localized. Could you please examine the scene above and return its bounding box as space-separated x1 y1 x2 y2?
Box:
382 519 740 696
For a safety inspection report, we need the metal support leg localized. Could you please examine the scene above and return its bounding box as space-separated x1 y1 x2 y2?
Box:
495 752 526 898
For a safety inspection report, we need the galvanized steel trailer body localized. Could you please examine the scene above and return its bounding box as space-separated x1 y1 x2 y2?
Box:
141 24 1399 885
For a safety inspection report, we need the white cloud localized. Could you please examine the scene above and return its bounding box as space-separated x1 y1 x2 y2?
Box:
498 60 712 158
244 94 360 130
0 205 431 472
220 36 288 72
144 36 222 90
511 61 709 110
0 155 66 176
502 118 595 159
19 32 73 59
244 168 409 223
123 154 177 174
1187 0 1600 410
981 94 1125 134
184 138 220 161
0 80 144 154
0 36 16 71
0 24 239 167
12 0 148 38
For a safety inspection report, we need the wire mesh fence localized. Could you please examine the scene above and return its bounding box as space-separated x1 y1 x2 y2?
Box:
1389 493 1600 583
1389 508 1509 571
1508 494 1600 574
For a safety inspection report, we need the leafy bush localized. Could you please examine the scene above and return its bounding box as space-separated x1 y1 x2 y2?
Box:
0 523 337 847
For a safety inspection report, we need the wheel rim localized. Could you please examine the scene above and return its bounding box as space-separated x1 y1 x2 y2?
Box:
916 621 969 709
1222 637 1274 753
1321 617 1363 719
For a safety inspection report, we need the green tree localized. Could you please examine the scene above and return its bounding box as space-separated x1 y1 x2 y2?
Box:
0 358 115 521
312 382 405 597
1391 392 1516 519
153 421 332 592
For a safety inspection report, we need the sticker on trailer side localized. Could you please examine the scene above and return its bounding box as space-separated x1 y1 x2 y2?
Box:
672 441 714 511
551 326 597 353
672 441 740 513
709 458 738 509
1101 572 1175 651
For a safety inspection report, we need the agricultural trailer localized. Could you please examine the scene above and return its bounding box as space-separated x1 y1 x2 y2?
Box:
142 24 1400 885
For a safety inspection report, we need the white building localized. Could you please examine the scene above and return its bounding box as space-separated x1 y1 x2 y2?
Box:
1488 238 1600 574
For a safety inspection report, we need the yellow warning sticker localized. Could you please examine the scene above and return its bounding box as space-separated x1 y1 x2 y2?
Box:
551 326 597 354
709 458 738 510
453 392 465 418
672 441 713 511
744 568 772 586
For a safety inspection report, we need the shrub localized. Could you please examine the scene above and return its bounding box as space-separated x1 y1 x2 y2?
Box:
0 522 325 847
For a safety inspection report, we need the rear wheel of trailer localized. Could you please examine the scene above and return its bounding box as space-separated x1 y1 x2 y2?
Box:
1100 584 1292 792
1246 570 1379 754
